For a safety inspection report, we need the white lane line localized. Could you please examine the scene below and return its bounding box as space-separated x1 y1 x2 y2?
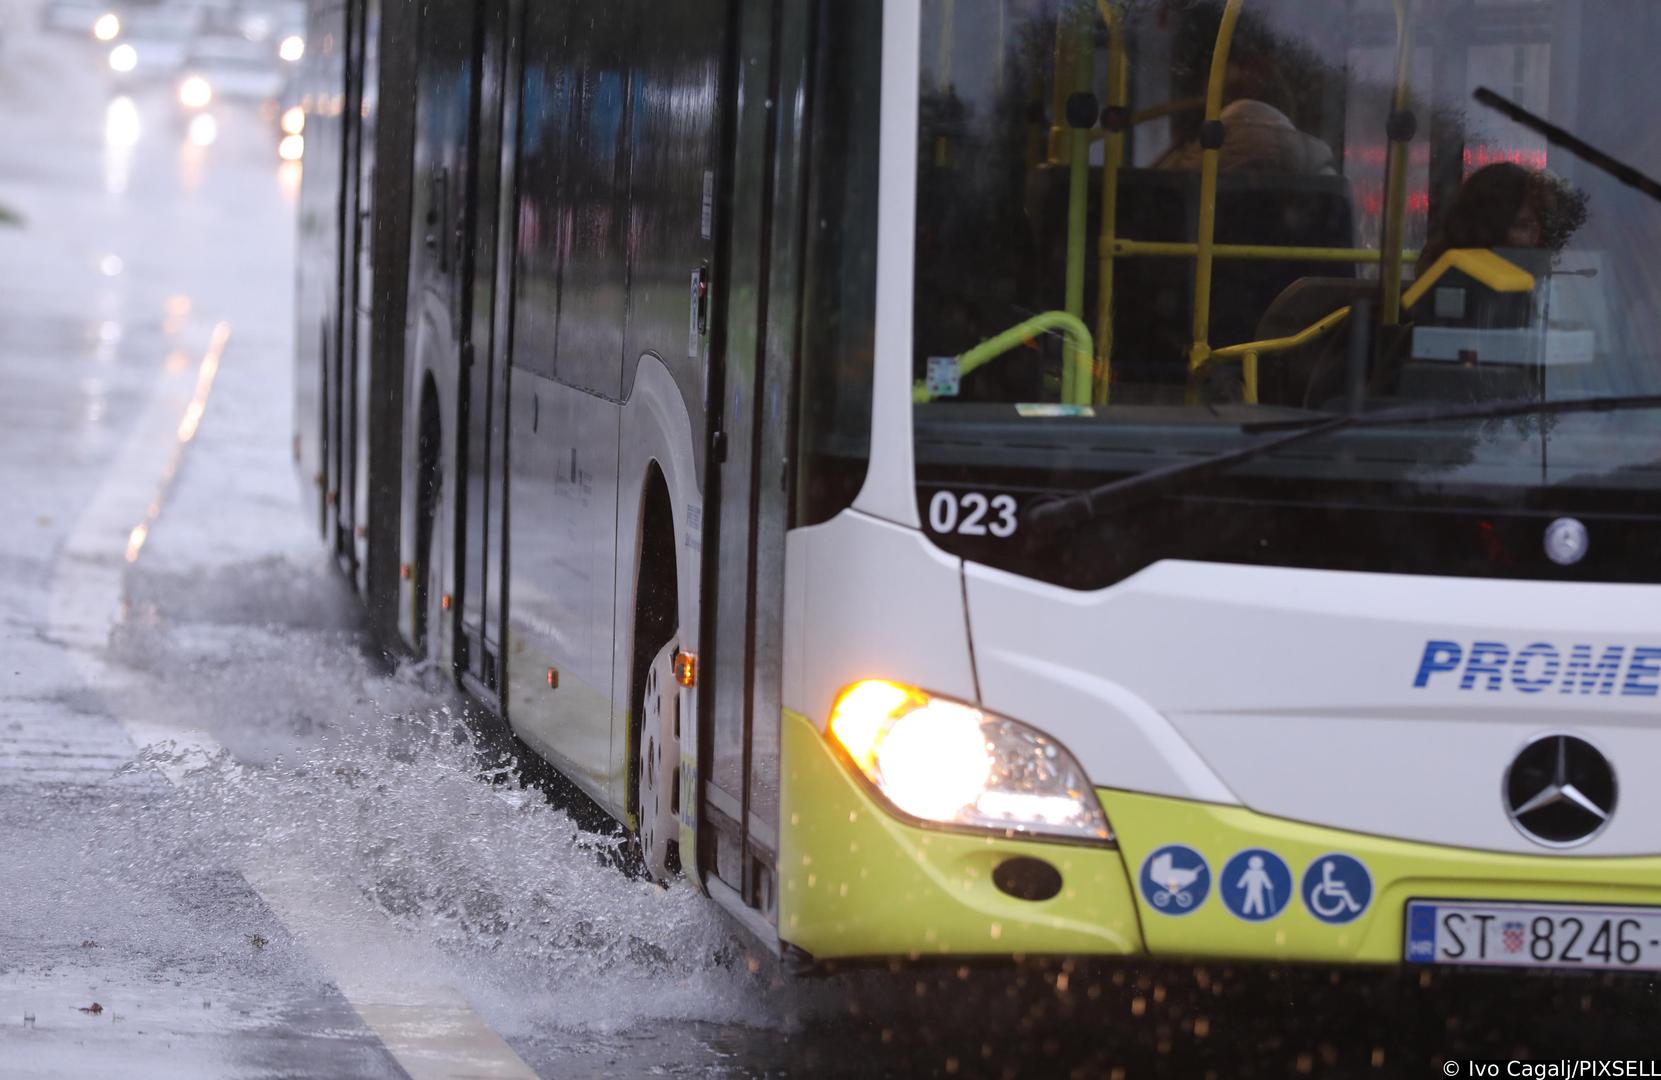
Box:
45 325 539 1080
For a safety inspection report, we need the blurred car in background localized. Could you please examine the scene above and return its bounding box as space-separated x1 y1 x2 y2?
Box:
274 75 304 160
41 0 108 35
176 33 285 108
107 5 201 82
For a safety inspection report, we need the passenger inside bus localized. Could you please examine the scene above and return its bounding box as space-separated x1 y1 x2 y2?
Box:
1150 54 1335 177
1416 163 1588 277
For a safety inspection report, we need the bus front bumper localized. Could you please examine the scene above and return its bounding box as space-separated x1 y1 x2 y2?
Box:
779 710 1661 965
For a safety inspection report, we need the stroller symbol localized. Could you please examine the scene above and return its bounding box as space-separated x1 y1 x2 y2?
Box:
1140 845 1210 915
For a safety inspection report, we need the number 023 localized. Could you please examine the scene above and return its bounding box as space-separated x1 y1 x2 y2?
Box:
928 491 1019 539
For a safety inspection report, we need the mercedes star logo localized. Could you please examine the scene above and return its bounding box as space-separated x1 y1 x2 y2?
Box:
1503 734 1617 848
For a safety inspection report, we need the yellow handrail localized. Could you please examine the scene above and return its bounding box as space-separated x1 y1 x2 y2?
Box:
1188 0 1245 395
1114 239 1418 263
1088 96 1206 141
1400 247 1534 307
1094 0 1128 405
912 312 1097 406
1191 248 1536 402
1379 0 1414 325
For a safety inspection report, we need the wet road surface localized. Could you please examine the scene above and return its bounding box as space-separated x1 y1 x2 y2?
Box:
3 3 1661 1077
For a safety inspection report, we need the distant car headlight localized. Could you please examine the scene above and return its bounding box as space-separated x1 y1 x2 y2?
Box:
827 680 1112 842
278 133 304 161
179 76 213 109
93 12 120 41
280 105 305 136
109 44 137 73
278 34 304 63
188 113 218 147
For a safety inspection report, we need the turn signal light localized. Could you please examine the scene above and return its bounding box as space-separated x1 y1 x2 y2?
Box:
674 650 697 688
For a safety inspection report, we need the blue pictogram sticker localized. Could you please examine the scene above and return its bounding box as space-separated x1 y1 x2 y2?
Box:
1219 849 1293 922
1139 844 1210 916
1300 853 1373 924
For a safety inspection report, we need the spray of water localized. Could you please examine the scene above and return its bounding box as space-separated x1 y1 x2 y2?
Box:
95 555 811 1037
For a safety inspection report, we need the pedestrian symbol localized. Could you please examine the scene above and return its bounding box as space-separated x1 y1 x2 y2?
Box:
1138 844 1210 916
1300 853 1373 924
1219 848 1292 922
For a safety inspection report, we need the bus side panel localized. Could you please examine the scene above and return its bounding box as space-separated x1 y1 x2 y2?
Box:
506 379 622 806
502 0 628 816
294 0 349 538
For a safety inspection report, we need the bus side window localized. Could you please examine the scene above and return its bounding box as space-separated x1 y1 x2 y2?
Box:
794 0 883 528
510 4 570 380
551 11 632 399
621 0 725 452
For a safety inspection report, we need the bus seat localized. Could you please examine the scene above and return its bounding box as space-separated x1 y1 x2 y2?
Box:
1252 278 1380 406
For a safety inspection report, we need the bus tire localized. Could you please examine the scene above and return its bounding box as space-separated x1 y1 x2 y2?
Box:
637 633 682 883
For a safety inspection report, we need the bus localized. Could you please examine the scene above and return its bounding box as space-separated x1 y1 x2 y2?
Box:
294 0 1661 973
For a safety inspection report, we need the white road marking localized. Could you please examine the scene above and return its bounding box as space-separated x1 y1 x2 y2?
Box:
45 324 540 1080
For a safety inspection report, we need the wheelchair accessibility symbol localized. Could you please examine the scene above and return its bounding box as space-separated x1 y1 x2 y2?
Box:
1300 853 1372 924
1220 849 1292 922
1139 844 1210 916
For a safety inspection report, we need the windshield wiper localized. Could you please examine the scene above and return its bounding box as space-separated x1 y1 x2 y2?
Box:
1473 87 1661 207
1026 394 1661 532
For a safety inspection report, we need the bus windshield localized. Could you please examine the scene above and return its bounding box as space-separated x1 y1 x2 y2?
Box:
911 0 1661 591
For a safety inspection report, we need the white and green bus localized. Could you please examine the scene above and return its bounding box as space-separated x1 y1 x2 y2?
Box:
296 0 1661 972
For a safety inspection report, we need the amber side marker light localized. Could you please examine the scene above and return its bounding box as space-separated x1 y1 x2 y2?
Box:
674 650 698 688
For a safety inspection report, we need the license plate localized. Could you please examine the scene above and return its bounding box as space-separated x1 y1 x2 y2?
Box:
1405 900 1661 971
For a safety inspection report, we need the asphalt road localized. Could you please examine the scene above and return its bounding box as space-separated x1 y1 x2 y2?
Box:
3 4 1661 1078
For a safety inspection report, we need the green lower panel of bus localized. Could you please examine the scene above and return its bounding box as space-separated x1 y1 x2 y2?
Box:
1102 791 1661 965
778 710 1142 960
781 709 1661 965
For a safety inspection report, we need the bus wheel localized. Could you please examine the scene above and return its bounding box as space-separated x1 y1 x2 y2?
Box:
637 632 682 883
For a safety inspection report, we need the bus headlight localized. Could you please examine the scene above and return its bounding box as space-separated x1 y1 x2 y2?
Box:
828 680 1112 843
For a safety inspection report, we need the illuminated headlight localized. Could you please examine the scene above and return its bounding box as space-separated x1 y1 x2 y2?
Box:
278 133 305 161
93 12 120 41
828 680 1112 842
281 105 306 136
279 34 305 63
109 44 138 73
179 76 213 110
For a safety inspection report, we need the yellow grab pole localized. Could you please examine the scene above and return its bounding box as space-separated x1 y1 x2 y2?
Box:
1062 6 1094 405
1380 0 1414 325
1094 0 1127 405
1188 0 1244 398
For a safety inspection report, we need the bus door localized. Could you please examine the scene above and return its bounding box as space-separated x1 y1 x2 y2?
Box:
400 0 482 657
700 0 816 928
456 0 515 704
341 0 379 593
312 0 351 567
